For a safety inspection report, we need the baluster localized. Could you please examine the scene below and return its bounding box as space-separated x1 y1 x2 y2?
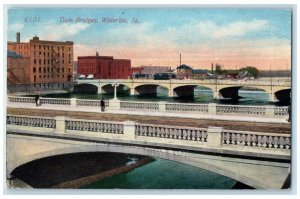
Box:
157 127 161 137
257 135 262 147
175 129 180 139
160 128 165 137
192 130 196 141
166 128 170 138
169 128 175 139
144 126 149 136
279 137 284 149
225 132 231 144
135 125 140 135
262 135 267 148
246 134 251 146
241 134 246 146
148 127 152 137
182 130 187 140
231 133 236 145
252 135 257 147
267 136 273 148
273 136 279 149
284 137 290 149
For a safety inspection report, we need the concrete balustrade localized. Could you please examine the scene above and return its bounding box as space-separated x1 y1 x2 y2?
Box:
6 115 291 152
7 96 288 118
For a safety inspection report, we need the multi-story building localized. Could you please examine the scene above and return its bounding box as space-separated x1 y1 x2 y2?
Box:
7 51 30 85
8 32 74 84
176 64 192 79
131 65 171 78
77 52 131 79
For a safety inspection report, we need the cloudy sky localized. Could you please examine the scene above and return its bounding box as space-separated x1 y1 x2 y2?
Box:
7 8 291 70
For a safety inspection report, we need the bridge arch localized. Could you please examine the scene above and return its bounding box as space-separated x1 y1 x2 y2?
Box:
132 84 169 96
99 83 131 95
7 134 289 189
9 143 252 188
73 83 98 94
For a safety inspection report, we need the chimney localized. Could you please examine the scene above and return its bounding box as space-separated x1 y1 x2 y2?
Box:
96 51 99 57
180 53 181 66
16 32 20 43
211 62 214 73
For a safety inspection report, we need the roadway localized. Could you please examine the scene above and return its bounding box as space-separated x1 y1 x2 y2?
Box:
7 107 291 134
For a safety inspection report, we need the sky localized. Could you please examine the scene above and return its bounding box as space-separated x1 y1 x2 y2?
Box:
7 7 292 70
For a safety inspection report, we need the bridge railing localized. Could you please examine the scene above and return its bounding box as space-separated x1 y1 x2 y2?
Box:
7 96 288 118
76 78 291 86
222 129 290 150
8 96 35 104
40 97 71 105
120 101 159 111
6 115 291 157
135 123 208 143
76 99 110 108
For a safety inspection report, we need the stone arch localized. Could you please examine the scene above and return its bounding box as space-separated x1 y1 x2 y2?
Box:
133 84 169 96
7 135 289 189
74 83 98 94
172 85 199 97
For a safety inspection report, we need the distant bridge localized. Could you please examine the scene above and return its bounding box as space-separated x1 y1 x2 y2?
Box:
75 79 291 102
7 114 290 189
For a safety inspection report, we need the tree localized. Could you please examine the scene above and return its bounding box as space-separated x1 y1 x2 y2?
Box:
215 63 223 75
240 66 259 78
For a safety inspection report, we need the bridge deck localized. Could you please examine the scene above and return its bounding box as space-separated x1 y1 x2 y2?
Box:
7 106 290 134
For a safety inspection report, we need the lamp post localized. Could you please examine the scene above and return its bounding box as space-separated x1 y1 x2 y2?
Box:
112 82 119 100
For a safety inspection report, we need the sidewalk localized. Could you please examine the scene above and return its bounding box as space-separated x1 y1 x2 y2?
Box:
7 102 289 124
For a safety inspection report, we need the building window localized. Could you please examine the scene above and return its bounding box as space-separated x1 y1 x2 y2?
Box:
44 45 45 50
34 59 36 65
34 51 36 57
62 47 64 51
47 67 50 72
39 60 41 65
34 45 36 49
62 53 64 57
69 47 71 51
68 68 71 73
47 46 49 50
39 52 41 57
48 59 50 64
44 60 46 64
33 67 36 73
39 67 41 73
62 68 64 73
39 45 41 49
44 52 46 56
58 47 60 51
44 67 46 73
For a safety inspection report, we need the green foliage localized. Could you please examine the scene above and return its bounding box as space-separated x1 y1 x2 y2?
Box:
239 66 259 78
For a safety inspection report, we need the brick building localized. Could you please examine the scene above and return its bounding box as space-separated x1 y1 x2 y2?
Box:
7 51 30 85
131 65 171 79
77 53 131 79
176 64 192 79
7 33 74 84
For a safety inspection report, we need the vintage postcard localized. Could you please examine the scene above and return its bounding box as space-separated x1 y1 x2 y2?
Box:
5 6 292 190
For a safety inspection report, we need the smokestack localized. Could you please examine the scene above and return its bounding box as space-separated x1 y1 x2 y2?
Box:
96 51 99 57
16 32 20 43
180 53 181 66
211 62 214 73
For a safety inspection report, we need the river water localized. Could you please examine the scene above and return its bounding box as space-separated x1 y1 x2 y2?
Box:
83 158 237 189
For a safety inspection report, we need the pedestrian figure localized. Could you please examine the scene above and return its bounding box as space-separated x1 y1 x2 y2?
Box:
100 97 105 112
35 94 39 106
287 105 291 122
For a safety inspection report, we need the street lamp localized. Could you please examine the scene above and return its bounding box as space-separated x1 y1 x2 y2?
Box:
112 81 119 100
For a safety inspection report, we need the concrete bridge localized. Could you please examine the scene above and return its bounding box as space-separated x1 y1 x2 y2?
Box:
6 114 290 189
74 79 291 102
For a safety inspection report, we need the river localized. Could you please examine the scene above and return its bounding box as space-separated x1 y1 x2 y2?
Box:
83 158 238 189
